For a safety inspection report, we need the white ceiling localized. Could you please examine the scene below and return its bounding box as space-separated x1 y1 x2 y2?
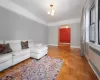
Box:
11 0 86 23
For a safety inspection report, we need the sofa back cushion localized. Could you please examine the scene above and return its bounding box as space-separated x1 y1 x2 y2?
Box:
0 41 4 44
5 40 22 52
21 41 29 49
28 40 34 48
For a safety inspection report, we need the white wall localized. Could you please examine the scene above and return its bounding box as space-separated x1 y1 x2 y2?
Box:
48 26 58 46
48 23 81 48
0 6 48 44
69 23 80 48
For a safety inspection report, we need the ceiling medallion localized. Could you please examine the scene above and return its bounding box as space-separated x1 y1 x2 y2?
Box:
48 4 55 16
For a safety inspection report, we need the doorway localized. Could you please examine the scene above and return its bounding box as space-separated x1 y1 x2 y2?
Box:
58 25 71 49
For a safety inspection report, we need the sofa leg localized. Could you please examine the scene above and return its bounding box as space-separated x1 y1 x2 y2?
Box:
36 58 41 60
45 54 47 56
36 54 47 60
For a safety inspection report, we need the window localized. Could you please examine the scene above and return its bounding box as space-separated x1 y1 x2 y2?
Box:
98 0 100 44
89 4 96 43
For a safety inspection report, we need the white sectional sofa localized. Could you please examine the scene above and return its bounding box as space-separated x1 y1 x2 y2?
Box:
0 40 48 71
5 40 31 65
0 41 13 71
28 40 48 59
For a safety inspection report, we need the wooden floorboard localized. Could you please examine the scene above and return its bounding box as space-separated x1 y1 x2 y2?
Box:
48 46 98 80
0 46 98 80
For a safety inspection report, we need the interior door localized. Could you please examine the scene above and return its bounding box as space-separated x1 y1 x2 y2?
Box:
59 28 71 43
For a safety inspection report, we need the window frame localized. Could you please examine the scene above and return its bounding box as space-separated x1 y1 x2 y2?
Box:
98 0 100 44
89 3 96 43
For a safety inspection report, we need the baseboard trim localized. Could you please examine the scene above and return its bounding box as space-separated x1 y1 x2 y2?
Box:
59 43 70 44
84 54 100 80
71 46 80 48
88 62 100 80
48 44 58 46
48 44 80 48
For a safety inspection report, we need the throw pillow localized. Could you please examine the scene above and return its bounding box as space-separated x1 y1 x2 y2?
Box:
0 44 7 54
5 43 13 53
21 41 29 49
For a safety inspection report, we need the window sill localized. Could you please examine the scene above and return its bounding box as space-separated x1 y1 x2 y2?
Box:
86 42 100 52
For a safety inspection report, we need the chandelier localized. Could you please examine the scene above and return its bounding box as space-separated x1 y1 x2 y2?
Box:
48 4 55 16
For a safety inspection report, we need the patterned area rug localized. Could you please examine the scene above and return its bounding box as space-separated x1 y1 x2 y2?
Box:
0 56 63 80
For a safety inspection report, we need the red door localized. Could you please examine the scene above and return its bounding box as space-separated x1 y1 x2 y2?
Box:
59 28 70 43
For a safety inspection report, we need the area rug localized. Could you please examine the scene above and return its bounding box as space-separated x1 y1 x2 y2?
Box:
0 56 63 80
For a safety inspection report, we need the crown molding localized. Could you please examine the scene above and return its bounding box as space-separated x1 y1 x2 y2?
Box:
0 0 47 26
0 0 81 27
48 18 81 27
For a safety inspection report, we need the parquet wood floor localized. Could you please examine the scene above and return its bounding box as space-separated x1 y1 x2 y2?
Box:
0 46 98 80
48 46 98 80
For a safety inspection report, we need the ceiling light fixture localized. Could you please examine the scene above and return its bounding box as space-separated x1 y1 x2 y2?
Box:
48 4 55 16
66 26 69 28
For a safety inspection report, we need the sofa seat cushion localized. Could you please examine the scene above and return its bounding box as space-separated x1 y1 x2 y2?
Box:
0 53 12 64
20 49 30 55
12 49 30 58
30 46 48 54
